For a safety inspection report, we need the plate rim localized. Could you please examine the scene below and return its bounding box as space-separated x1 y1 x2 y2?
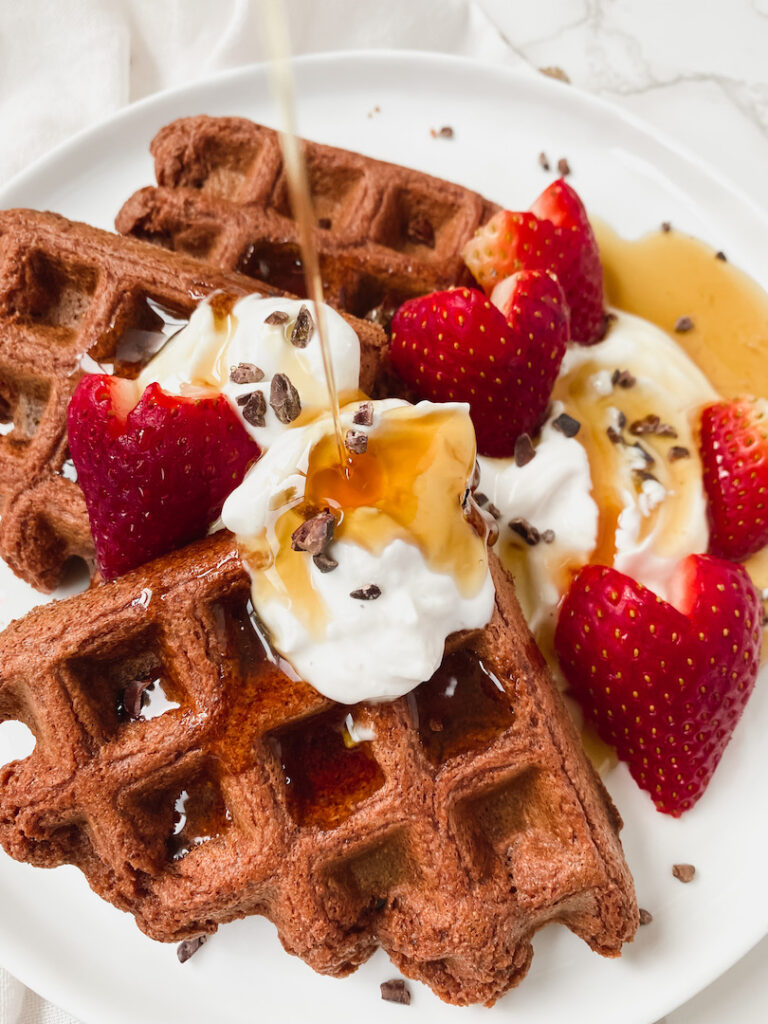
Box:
1 48 767 229
0 47 767 1024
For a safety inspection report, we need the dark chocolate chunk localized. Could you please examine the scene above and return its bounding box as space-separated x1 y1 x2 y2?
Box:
317 217 332 230
629 414 678 438
407 214 435 248
374 896 387 911
230 362 264 384
674 315 694 333
541 529 556 544
345 429 368 454
639 908 654 925
514 432 536 467
464 497 496 545
240 391 267 428
485 512 500 548
380 979 411 1005
509 518 541 546
617 410 627 429
611 368 636 389
661 221 672 233
552 411 581 437
177 935 208 963
606 426 623 445
264 310 290 325
672 863 696 883
291 509 335 556
474 491 489 508
715 250 727 261
487 502 501 520
290 304 314 348
634 469 659 484
353 401 374 426
538 151 550 171
629 442 655 466
668 445 691 462
122 677 152 721
350 584 382 601
557 157 571 177
270 373 301 423
313 552 338 574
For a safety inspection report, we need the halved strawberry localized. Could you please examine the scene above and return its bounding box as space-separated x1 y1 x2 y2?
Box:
700 398 768 561
67 375 261 579
390 274 569 457
462 179 606 344
555 555 761 816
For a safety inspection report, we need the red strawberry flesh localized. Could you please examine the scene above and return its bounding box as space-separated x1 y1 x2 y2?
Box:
555 555 761 816
67 375 261 579
390 276 569 458
700 398 768 561
462 178 606 345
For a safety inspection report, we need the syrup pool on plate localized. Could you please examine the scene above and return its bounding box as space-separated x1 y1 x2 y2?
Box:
595 222 768 593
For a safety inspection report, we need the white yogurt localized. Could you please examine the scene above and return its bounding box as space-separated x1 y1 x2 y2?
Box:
222 400 495 704
480 310 718 633
137 295 361 449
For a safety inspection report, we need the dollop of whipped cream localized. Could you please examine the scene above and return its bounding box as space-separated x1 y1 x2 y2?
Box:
222 399 495 704
137 295 361 448
478 411 597 636
480 309 718 639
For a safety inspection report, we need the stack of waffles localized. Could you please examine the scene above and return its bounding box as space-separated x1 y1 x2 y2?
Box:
0 119 638 1007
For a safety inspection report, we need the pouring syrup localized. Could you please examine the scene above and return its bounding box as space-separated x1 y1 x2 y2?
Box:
261 0 346 467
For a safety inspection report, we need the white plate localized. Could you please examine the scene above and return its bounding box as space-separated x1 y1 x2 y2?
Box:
1 50 767 1024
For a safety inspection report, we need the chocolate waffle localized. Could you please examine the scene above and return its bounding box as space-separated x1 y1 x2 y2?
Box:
115 116 499 326
0 530 637 1006
0 208 388 592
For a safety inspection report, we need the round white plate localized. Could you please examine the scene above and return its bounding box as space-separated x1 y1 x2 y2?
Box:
1 50 767 1024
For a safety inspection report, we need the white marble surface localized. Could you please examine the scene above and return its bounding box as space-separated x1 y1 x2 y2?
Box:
0 2 766 1022
476 0 768 205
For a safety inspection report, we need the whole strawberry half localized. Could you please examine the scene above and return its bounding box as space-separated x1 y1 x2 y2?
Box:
67 375 261 579
700 398 768 561
555 555 761 816
390 275 569 457
462 178 605 345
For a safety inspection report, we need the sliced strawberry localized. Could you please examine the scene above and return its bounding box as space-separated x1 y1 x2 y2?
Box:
67 375 260 579
390 275 569 457
555 555 761 816
700 398 768 561
462 179 606 344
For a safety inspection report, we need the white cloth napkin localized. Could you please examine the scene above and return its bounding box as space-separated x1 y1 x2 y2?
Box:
0 3 526 1021
0 0 524 189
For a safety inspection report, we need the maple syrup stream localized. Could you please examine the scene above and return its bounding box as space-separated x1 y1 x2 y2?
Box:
262 0 347 468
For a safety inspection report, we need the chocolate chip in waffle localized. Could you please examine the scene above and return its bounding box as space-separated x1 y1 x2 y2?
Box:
115 116 499 327
0 530 637 1006
0 209 388 592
